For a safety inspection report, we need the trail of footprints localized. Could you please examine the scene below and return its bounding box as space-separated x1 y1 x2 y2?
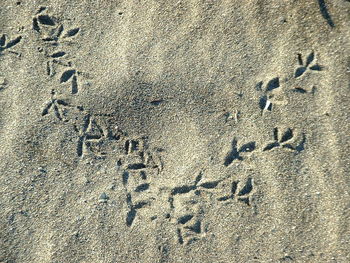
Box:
165 51 315 244
33 6 82 94
82 132 257 245
224 128 305 167
117 137 162 227
256 51 322 113
36 8 103 159
167 173 208 245
168 174 255 244
0 3 329 250
34 7 325 248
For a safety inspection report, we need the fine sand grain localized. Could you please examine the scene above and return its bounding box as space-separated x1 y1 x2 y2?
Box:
0 1 349 262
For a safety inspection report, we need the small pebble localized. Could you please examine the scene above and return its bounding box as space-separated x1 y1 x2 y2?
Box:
38 167 46 173
0 77 7 86
99 192 109 203
279 17 287 24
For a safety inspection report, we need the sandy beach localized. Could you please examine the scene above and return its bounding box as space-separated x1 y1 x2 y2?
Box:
0 1 349 262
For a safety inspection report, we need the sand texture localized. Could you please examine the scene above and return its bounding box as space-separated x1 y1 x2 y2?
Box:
0 0 349 262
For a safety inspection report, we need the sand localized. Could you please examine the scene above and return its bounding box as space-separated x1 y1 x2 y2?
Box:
0 0 349 262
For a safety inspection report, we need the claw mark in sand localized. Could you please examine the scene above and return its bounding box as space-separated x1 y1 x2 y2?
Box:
218 178 255 206
0 34 22 55
224 139 256 166
256 77 281 114
76 114 106 157
263 127 306 153
42 91 70 121
295 52 323 78
59 69 80 94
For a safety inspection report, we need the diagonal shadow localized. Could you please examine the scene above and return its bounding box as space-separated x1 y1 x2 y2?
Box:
317 0 335 28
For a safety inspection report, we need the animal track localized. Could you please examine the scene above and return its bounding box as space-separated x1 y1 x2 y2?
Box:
46 52 71 77
295 52 322 78
224 139 256 166
166 173 256 245
167 173 222 244
60 69 80 94
263 127 306 153
33 9 80 44
34 7 316 248
176 216 204 245
170 172 221 197
0 34 22 55
291 86 317 94
64 28 80 38
37 15 56 26
116 137 162 227
40 23 80 43
170 198 205 245
125 193 150 227
76 114 106 157
33 8 82 97
218 177 254 206
256 77 281 114
50 51 66 58
42 92 69 121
